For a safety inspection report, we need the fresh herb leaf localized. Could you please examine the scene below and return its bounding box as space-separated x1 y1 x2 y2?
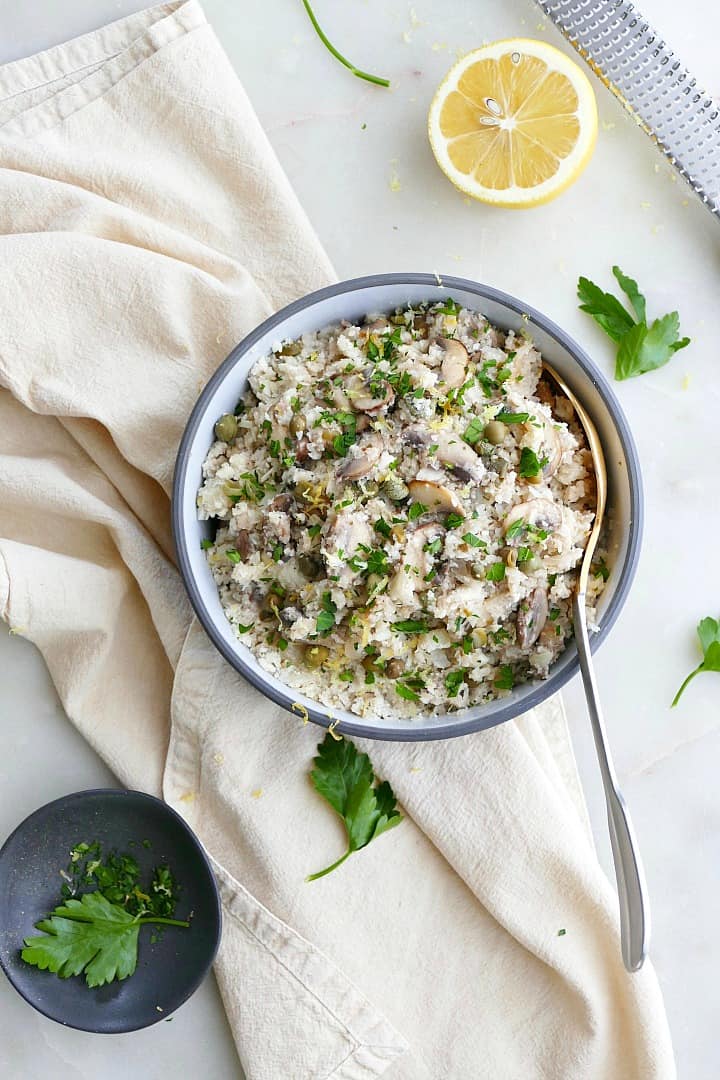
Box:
461 532 486 548
200 538 213 550
516 546 533 562
226 549 241 564
494 411 530 424
593 559 610 582
519 447 548 478
444 669 466 697
391 619 428 634
316 592 337 636
494 665 514 690
21 892 189 988
485 562 506 582
301 0 390 87
408 502 427 521
505 518 526 540
445 512 465 529
462 636 474 655
578 268 690 380
307 734 402 880
424 537 443 555
236 622 254 633
308 524 322 538
374 517 392 538
396 682 420 702
338 669 354 682
439 297 461 316
671 616 720 706
272 543 283 563
463 417 484 445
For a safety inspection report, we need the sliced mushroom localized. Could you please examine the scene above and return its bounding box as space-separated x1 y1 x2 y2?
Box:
408 477 464 515
516 586 549 649
503 498 562 536
540 424 563 479
434 431 485 483
337 435 382 480
232 529 253 560
323 509 373 573
279 605 303 627
438 338 469 388
268 493 294 513
388 522 445 604
347 375 395 415
404 424 431 449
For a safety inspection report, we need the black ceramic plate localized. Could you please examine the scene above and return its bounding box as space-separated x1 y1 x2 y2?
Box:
0 789 221 1033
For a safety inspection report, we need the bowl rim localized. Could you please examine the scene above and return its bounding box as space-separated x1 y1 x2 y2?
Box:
0 788 222 1033
172 272 643 741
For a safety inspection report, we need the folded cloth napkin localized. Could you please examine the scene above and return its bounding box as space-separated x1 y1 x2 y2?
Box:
0 3 675 1077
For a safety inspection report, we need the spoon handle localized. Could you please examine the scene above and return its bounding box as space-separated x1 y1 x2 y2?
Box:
572 593 650 973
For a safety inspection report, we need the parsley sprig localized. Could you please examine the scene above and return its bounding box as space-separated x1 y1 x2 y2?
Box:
671 616 720 706
307 733 402 880
578 266 690 380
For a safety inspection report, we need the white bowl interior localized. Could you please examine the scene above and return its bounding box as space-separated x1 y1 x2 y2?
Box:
174 277 640 740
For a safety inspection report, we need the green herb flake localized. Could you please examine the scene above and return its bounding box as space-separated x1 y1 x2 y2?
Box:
495 411 530 424
593 559 610 582
396 682 420 702
461 532 486 548
374 517 392 538
505 518 526 540
236 623 254 633
463 417 484 445
316 592 337 636
519 447 549 479
272 543 283 563
444 669 466 698
338 669 354 682
445 512 465 529
494 665 514 690
408 502 427 522
391 619 428 634
226 549 242 564
485 562 506 582
200 538 213 550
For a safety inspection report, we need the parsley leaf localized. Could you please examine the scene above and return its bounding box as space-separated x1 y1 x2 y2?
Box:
374 517 392 538
21 892 189 988
444 669 466 697
485 562 506 581
578 267 690 380
316 592 337 636
671 616 720 706
494 665 514 690
445 512 465 529
519 447 549 478
463 417 484 445
494 411 530 424
462 532 486 548
200 538 213 550
408 502 427 521
391 619 428 633
307 733 402 880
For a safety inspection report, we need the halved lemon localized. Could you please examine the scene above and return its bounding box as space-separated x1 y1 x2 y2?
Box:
428 38 598 208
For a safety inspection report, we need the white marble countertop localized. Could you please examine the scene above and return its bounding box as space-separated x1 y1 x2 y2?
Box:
0 0 718 1077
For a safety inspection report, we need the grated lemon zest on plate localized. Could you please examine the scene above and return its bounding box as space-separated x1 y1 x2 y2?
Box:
291 702 309 724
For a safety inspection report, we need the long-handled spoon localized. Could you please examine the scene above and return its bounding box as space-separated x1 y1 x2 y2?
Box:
542 361 650 973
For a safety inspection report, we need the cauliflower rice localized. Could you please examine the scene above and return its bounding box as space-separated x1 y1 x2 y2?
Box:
197 301 607 721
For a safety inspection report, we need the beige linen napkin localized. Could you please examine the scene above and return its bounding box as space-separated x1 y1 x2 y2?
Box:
0 4 675 1077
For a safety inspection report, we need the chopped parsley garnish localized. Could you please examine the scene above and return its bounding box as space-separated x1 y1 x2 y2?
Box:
396 682 420 702
236 622 254 633
365 670 375 685
516 546 533 562
444 669 466 697
427 443 439 454
272 543 283 563
226 549 241 563
593 559 610 581
391 619 428 634
374 517 392 538
463 417 484 445
462 636 474 655
461 532 486 548
519 447 549 478
200 538 213 550
438 297 461 316
494 665 514 690
424 537 443 555
494 411 530 424
485 562 506 582
408 502 427 521
505 518 526 540
315 592 337 636
549 608 560 622
338 670 354 682
308 524 322 538
445 512 465 529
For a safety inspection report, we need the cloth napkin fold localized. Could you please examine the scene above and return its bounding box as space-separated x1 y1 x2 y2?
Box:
0 4 675 1077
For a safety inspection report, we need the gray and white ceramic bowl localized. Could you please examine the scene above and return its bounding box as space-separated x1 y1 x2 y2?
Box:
172 274 642 741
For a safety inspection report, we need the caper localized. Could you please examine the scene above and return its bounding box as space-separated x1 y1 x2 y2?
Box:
381 475 410 502
215 413 238 442
521 555 543 574
362 654 382 675
484 420 505 445
297 554 323 580
289 414 306 435
305 645 329 669
280 341 302 356
470 564 485 580
385 658 405 679
505 548 518 568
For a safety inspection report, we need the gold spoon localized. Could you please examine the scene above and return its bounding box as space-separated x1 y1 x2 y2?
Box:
542 361 650 973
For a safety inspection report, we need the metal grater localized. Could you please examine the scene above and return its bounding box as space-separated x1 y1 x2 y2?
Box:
537 0 720 217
